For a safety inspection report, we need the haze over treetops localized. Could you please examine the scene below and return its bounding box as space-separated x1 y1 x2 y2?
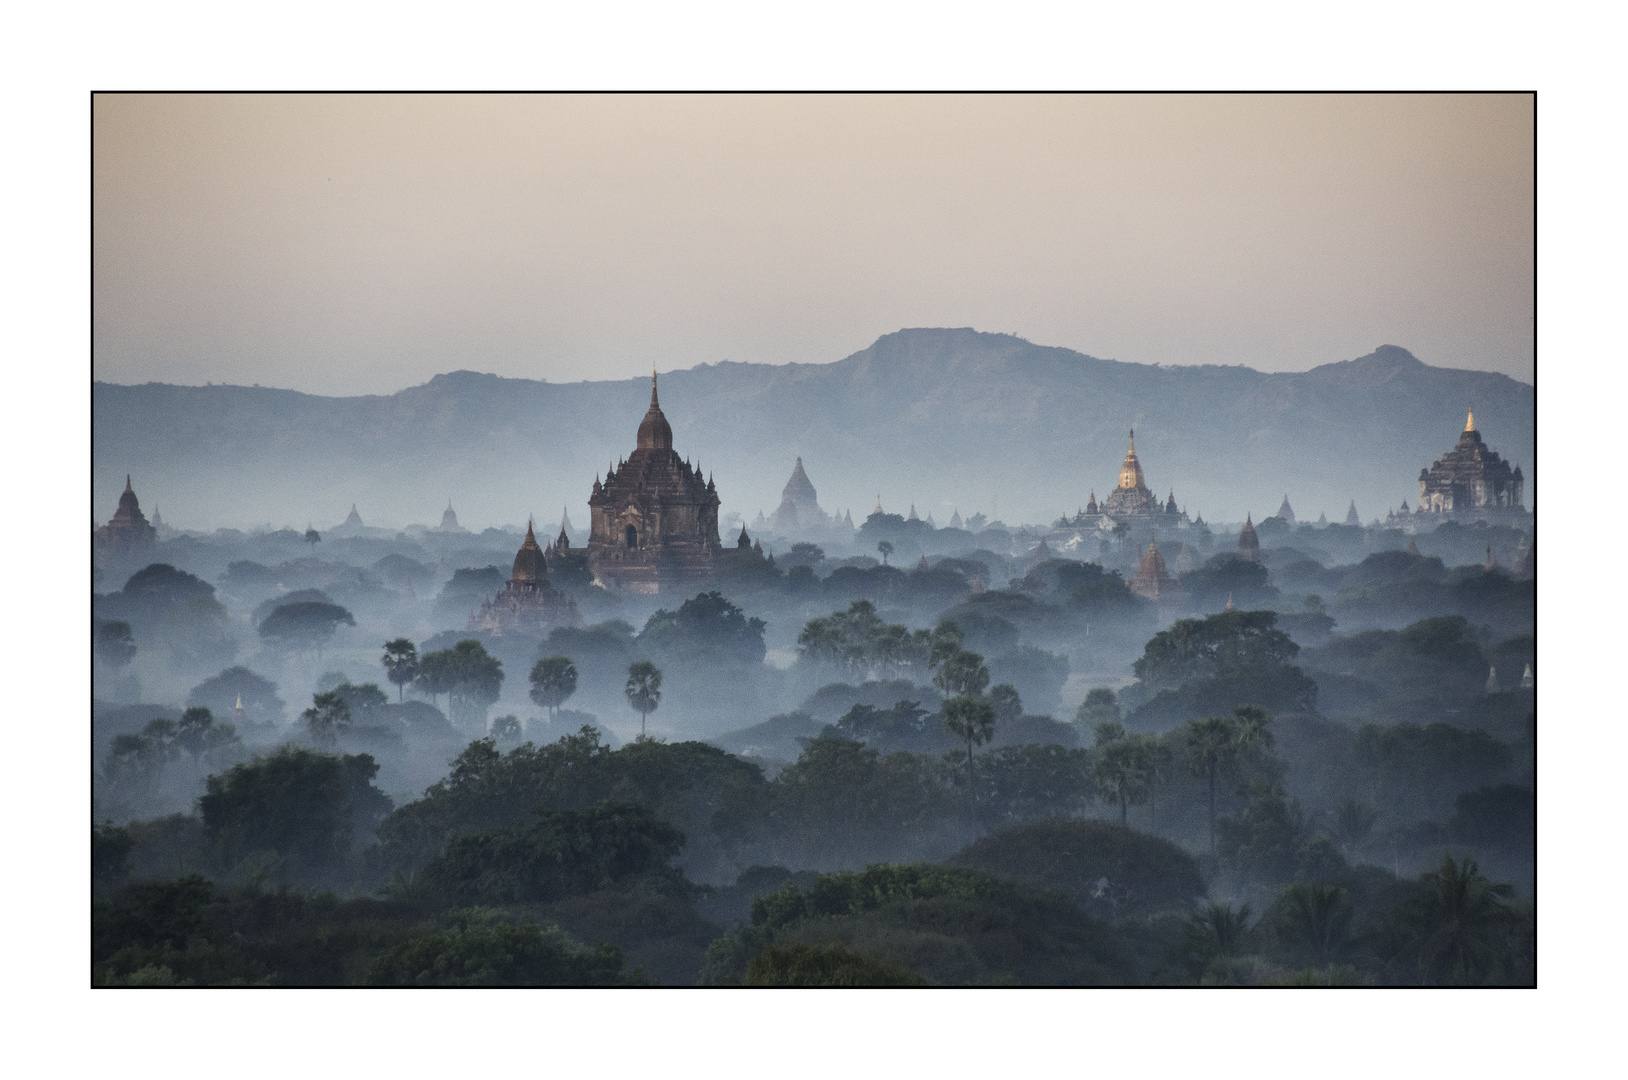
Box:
93 328 1533 531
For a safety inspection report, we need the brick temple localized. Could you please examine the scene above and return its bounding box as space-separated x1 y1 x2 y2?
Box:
587 373 723 593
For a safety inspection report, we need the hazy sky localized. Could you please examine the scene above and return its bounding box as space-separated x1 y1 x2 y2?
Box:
94 94 1534 394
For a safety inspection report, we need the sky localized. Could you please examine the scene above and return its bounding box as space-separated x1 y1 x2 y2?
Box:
94 93 1534 395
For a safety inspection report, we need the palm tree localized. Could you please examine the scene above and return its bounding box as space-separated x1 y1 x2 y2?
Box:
1230 705 1274 758
1179 902 1253 981
1139 735 1174 833
1270 883 1355 968
1093 738 1147 825
529 655 579 724
301 691 351 747
625 660 663 736
941 694 996 799
1386 856 1517 984
1183 715 1239 860
381 638 418 702
876 540 894 566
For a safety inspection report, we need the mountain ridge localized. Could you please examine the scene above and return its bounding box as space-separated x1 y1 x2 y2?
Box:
93 328 1533 533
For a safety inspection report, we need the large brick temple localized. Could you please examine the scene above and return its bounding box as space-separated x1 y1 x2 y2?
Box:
587 373 723 593
1415 410 1527 524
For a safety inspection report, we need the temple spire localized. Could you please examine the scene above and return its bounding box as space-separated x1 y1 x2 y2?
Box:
1465 408 1475 432
651 369 659 408
124 474 133 493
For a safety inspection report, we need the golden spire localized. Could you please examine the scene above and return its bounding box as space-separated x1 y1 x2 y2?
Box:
1128 429 1136 455
1465 408 1475 432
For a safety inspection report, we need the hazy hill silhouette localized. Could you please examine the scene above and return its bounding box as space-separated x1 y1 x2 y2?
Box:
94 329 1533 531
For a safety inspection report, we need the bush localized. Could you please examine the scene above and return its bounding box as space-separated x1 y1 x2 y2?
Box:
416 803 687 905
950 819 1205 918
365 921 635 986
746 940 926 986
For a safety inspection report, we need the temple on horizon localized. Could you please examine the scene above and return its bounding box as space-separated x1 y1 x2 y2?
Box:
94 476 157 568
469 520 580 634
1412 410 1528 525
587 373 723 593
1062 430 1190 531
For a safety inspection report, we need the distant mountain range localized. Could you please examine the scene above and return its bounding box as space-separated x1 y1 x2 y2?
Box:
93 329 1534 533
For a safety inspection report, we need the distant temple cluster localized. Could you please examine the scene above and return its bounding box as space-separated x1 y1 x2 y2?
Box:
97 385 1532 619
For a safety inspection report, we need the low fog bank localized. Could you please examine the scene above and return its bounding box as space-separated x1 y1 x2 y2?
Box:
92 504 1534 986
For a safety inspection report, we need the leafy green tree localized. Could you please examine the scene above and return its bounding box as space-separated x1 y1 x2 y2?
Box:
175 706 240 762
529 656 579 722
1183 714 1239 859
95 619 137 671
796 601 932 680
928 619 964 670
490 715 522 746
1092 720 1126 747
420 640 504 730
1382 856 1519 984
382 638 418 702
950 819 1204 919
93 823 134 893
302 690 352 746
876 540 894 565
414 650 454 708
786 542 825 567
188 666 285 726
1074 687 1121 729
198 747 392 878
259 600 355 656
942 694 997 795
639 591 768 664
331 680 389 724
418 802 686 905
625 660 663 736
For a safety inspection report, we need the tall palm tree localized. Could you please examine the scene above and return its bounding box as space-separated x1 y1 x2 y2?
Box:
1386 856 1516 984
624 660 663 737
941 694 996 800
1140 735 1173 833
1093 738 1147 825
1183 715 1239 860
529 655 579 724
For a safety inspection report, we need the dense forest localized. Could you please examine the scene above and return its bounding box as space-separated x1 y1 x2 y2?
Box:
93 511 1534 986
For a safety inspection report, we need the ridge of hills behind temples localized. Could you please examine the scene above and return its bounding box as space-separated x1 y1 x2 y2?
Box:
93 328 1535 532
